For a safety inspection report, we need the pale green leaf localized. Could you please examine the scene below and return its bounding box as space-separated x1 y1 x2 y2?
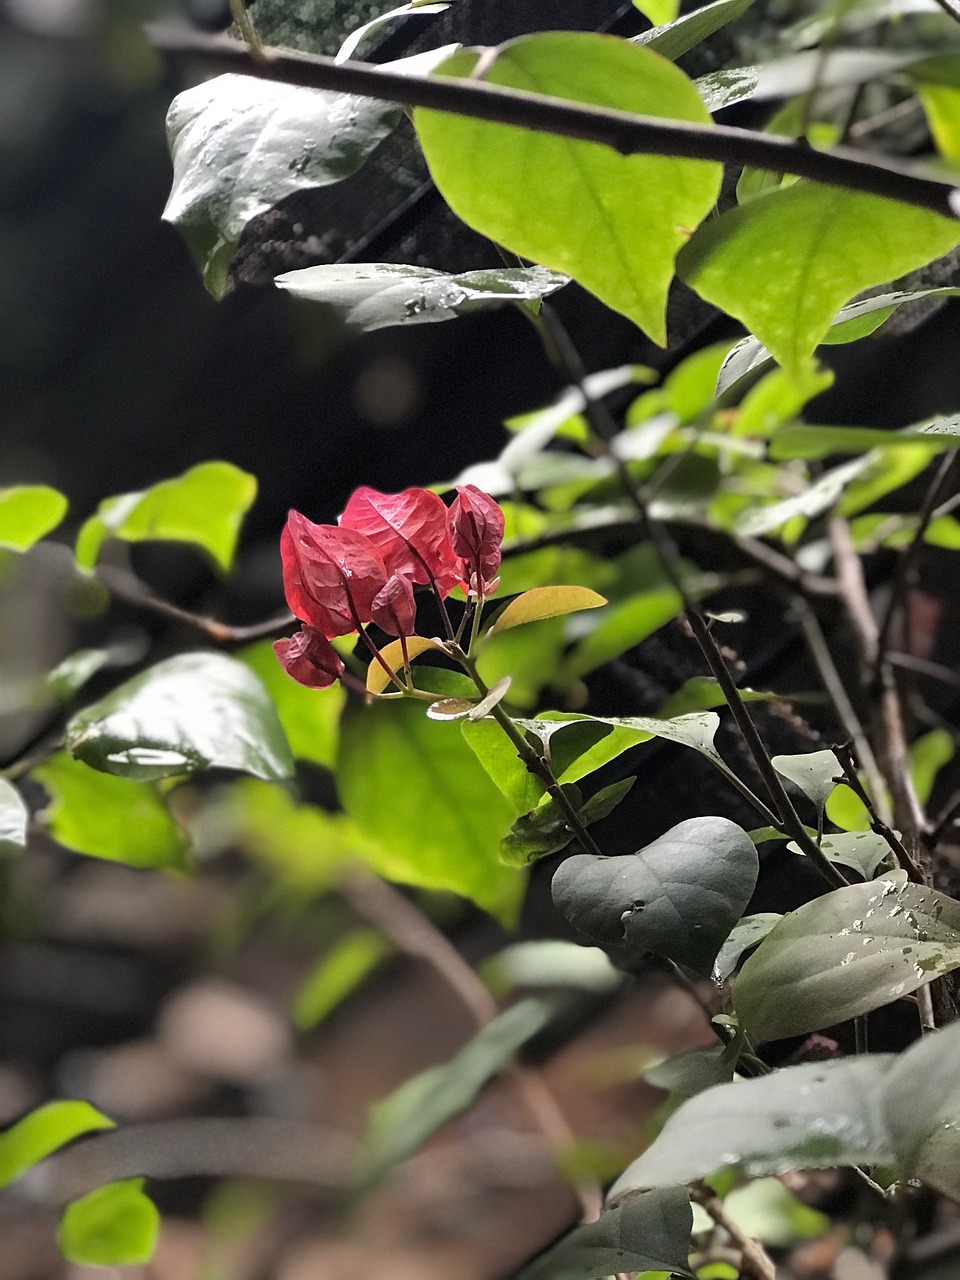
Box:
75 462 257 572
293 930 393 1030
909 727 955 805
788 830 894 879
770 417 960 461
722 1178 830 1246
414 34 721 345
882 1020 960 1197
481 941 622 996
0 486 67 552
0 1101 113 1188
66 653 294 782
772 748 842 815
633 0 679 25
678 182 960 375
58 1179 159 1266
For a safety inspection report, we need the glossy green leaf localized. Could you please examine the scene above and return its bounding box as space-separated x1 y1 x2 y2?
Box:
788 830 894 879
293 930 393 1031
275 263 568 329
414 34 721 345
734 361 834 438
695 66 760 113
0 780 28 851
66 653 294 782
75 462 257 572
47 649 113 701
552 816 758 975
163 48 455 295
712 913 782 983
58 1179 159 1266
734 873 960 1041
608 1055 895 1193
770 417 960 461
772 749 842 816
722 1178 830 1246
0 486 67 552
240 639 344 771
519 1188 694 1280
0 1101 114 1188
337 696 520 921
636 0 755 61
678 183 960 374
882 1020 960 1198
481 941 622 996
359 998 552 1186
33 753 187 869
488 586 607 636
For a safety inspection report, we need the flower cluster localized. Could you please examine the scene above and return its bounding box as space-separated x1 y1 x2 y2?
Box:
274 485 504 690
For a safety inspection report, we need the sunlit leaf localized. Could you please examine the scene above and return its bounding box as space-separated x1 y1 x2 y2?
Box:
58 1179 159 1266
608 1056 895 1193
722 1178 830 1246
519 1188 694 1280
415 34 721 345
0 780 28 851
276 263 568 329
66 653 293 782
359 998 552 1186
633 0 679 25
489 586 607 636
909 727 955 805
635 0 755 61
678 183 960 375
0 1101 114 1188
0 486 67 552
772 748 842 816
735 456 872 538
75 462 257 572
293 930 393 1030
770 417 960 461
240 639 344 770
366 636 446 694
33 753 187 869
553 816 758 975
734 872 960 1041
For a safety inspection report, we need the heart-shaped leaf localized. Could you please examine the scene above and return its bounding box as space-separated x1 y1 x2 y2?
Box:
772 749 842 815
734 872 960 1041
275 263 568 329
552 816 758 975
518 1187 694 1280
678 182 960 374
414 33 721 345
66 653 294 782
787 830 894 879
488 586 607 636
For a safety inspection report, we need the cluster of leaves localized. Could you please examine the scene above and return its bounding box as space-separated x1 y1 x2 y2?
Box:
7 0 960 1274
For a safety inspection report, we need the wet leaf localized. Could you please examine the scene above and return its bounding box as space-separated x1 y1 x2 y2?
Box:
552 816 758 975
415 34 721 345
609 1056 895 1193
488 586 607 636
33 753 187 869
276 263 568 329
75 462 257 572
882 1020 960 1198
66 653 293 782
0 780 28 851
0 486 67 552
712 913 782 983
734 873 960 1041
58 1179 159 1266
519 1188 694 1280
787 831 894 879
0 1101 113 1188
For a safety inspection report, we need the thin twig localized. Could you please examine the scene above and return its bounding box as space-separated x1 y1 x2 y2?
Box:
831 743 925 881
146 27 960 220
931 0 960 22
689 1184 777 1280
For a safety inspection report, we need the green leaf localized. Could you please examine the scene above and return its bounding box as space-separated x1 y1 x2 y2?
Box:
499 778 635 867
293 930 393 1031
826 781 873 833
735 455 873 538
58 1179 159 1266
0 1101 114 1188
636 0 755 62
47 649 113 701
0 780 28 851
163 47 455 295
75 462 257 572
337 696 521 922
608 1055 895 1193
722 1178 830 1246
488 586 607 636
359 998 552 1186
734 873 960 1041
239 639 344 771
518 1188 694 1280
770 418 960 461
678 183 960 375
481 941 622 996
562 588 682 681
734 361 834 438
882 1020 960 1198
552 816 758 975
910 727 955 805
695 66 760 113
275 263 568 329
633 0 679 25
33 753 187 869
772 749 842 816
788 830 894 879
0 486 67 552
712 913 782 983
644 1045 736 1097
414 34 721 345
66 653 294 782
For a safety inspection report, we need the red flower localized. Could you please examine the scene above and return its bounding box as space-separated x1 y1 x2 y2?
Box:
280 510 387 638
274 627 344 689
339 486 463 597
449 484 505 595
370 573 417 637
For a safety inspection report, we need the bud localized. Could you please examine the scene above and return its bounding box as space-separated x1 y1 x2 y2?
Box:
449 485 504 595
369 573 417 637
274 627 344 689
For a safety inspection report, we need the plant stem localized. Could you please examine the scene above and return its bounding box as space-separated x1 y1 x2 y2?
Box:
690 1184 777 1280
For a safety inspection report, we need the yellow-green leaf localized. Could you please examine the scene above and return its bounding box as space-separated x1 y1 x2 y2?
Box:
58 1179 159 1266
0 486 67 552
488 586 607 636
0 1101 113 1188
366 636 446 693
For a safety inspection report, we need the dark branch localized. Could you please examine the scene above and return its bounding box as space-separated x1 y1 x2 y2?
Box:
148 27 960 219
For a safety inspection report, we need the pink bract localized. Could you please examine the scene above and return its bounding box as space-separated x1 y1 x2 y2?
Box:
280 510 387 638
449 484 505 595
273 627 345 689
